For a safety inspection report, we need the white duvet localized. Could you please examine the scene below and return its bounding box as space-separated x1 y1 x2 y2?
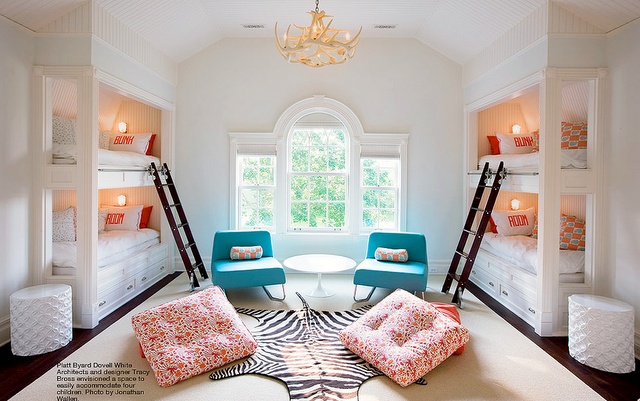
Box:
52 145 159 168
481 233 585 275
53 228 160 269
478 149 587 171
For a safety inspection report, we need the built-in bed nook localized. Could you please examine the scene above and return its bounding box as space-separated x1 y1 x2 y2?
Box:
465 68 605 336
35 66 174 328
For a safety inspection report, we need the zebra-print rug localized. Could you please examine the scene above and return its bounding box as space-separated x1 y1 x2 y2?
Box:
210 293 426 401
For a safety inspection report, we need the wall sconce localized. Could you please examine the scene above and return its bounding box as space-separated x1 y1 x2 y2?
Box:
510 198 520 210
117 195 127 206
118 122 127 133
512 124 521 134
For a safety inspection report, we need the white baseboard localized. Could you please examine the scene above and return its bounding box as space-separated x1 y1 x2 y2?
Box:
0 315 10 347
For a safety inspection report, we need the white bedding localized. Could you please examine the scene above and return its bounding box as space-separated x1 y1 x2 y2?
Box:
478 149 587 170
52 145 159 168
52 228 160 272
480 233 585 276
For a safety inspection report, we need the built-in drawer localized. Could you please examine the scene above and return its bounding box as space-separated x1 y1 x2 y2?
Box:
498 281 537 325
136 261 169 291
470 266 498 297
97 277 136 318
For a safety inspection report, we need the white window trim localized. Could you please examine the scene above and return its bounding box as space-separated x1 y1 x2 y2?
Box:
230 95 408 235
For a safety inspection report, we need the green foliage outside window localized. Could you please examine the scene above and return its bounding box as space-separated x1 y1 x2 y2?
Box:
239 156 275 228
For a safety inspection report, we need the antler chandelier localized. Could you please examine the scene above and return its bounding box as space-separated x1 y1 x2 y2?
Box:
275 0 362 67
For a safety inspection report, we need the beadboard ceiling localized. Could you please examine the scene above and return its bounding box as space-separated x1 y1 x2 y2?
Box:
1 0 639 64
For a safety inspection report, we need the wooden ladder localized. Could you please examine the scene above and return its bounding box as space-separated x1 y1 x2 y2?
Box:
441 161 505 307
150 162 209 291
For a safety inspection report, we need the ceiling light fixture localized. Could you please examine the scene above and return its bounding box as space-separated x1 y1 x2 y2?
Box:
275 0 362 67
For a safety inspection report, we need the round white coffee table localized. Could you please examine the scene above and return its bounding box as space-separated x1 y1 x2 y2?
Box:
284 254 356 297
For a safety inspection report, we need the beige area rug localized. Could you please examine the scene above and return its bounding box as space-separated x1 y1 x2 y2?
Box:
11 273 604 401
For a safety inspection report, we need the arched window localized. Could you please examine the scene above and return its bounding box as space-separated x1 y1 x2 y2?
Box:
230 95 407 235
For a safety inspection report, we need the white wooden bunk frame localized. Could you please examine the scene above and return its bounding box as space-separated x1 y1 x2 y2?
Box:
33 66 175 329
465 68 607 337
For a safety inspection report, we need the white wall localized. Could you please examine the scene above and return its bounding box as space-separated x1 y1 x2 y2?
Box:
176 38 464 267
605 18 640 339
0 17 35 344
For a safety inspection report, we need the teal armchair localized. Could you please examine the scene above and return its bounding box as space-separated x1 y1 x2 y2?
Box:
353 231 428 302
211 230 286 300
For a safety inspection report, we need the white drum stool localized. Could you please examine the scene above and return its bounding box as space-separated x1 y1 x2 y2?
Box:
10 284 73 356
568 294 635 373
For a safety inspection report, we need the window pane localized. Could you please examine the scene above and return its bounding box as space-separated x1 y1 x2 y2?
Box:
310 130 327 146
309 146 327 171
328 203 345 227
291 130 309 145
328 147 345 171
290 202 308 227
242 167 258 185
259 188 274 208
309 202 327 227
258 208 273 227
327 176 346 201
379 210 396 229
259 166 274 185
379 190 396 209
378 166 397 186
328 130 344 146
362 166 377 186
291 148 308 172
362 209 376 228
240 188 258 226
290 176 308 201
309 175 326 201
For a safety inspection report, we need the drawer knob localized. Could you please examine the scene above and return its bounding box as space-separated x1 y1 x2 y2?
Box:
127 284 134 290
98 300 106 307
502 290 509 296
528 307 536 314
160 265 166 270
141 276 147 282
489 281 494 287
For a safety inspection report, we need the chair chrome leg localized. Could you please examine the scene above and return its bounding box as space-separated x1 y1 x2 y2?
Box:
353 285 376 302
263 285 286 301
413 290 426 300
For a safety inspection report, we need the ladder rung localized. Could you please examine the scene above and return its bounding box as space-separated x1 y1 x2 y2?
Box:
184 242 196 249
169 203 181 207
471 207 486 213
463 228 476 236
455 250 469 259
177 222 188 228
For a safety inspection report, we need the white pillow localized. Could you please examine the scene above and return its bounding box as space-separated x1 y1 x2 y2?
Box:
99 131 111 150
98 208 109 233
491 207 535 237
103 205 143 231
108 132 155 155
496 132 535 154
52 206 76 242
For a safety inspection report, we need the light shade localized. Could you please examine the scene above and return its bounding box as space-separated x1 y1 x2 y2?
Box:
117 195 127 206
118 122 127 133
512 124 521 134
510 198 520 210
275 0 361 67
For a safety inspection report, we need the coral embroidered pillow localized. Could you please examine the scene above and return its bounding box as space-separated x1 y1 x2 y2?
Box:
560 214 586 251
374 247 409 262
496 132 536 154
430 302 465 354
561 122 587 149
52 206 76 242
103 205 143 231
339 289 469 387
230 245 263 260
131 286 257 387
109 132 156 155
491 208 535 237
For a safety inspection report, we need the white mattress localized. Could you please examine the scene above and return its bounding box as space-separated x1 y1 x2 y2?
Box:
52 145 159 168
480 233 585 280
52 228 160 274
478 149 587 171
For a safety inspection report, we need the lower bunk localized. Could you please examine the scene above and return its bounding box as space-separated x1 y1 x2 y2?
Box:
470 233 588 335
52 226 169 322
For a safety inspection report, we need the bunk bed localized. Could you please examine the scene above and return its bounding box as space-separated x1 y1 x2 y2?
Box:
464 70 603 336
38 68 173 328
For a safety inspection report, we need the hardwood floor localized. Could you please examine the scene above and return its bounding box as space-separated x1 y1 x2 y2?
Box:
1 274 638 401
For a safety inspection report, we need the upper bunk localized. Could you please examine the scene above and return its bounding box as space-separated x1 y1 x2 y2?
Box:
467 77 599 194
44 77 163 189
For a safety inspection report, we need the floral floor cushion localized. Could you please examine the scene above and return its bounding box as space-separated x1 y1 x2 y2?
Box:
131 286 257 387
339 289 469 387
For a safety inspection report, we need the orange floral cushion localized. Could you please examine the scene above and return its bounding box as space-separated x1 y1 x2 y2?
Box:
131 286 257 387
339 289 469 387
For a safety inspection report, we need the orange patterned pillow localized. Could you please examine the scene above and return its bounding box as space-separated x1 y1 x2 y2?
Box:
131 286 257 387
561 122 587 149
339 289 469 387
374 247 409 262
560 214 586 251
230 245 263 260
